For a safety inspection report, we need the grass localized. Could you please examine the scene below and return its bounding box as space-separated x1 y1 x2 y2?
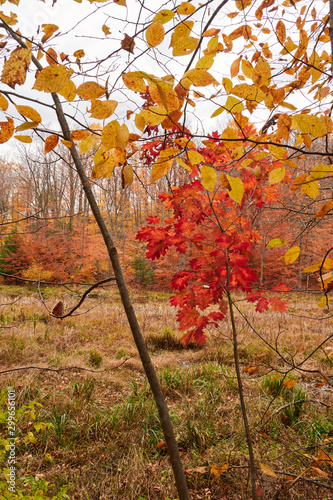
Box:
0 285 332 499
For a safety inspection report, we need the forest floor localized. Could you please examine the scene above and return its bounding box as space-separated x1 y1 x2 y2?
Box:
0 284 332 500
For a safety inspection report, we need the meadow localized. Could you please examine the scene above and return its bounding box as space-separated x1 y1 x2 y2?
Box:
0 285 332 499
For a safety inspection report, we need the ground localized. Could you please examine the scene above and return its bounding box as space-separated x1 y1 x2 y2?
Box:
0 284 332 499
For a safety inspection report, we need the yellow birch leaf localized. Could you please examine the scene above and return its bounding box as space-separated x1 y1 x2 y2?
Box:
184 69 218 87
116 123 129 150
0 117 14 144
89 99 118 119
227 175 244 204
224 95 244 113
41 24 59 43
177 2 196 15
33 65 74 93
93 147 115 179
252 57 271 87
241 59 253 79
269 166 285 184
301 177 319 199
15 105 41 123
175 137 196 148
122 72 146 93
1 47 31 89
173 36 199 56
122 163 133 187
141 106 167 126
231 83 265 102
267 238 288 248
196 54 215 70
201 165 217 192
153 9 175 24
310 164 331 179
101 120 120 149
58 79 76 102
76 81 105 100
44 134 59 154
313 200 333 218
0 93 8 111
61 139 73 149
259 463 277 479
187 150 204 165
292 114 327 138
102 24 110 35
79 134 95 154
151 158 173 182
73 49 85 58
176 157 191 171
222 77 233 93
291 173 307 192
284 246 300 264
231 146 244 160
14 135 32 143
146 20 165 48
16 121 38 131
71 130 91 141
135 113 145 132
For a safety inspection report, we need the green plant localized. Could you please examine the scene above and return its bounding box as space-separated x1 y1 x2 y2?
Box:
88 350 102 368
132 256 154 288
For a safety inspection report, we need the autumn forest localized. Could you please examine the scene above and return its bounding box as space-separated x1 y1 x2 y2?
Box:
0 0 333 499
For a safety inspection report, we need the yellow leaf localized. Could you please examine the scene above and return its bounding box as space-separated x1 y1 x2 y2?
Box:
146 20 165 48
227 175 244 204
224 95 244 114
153 9 175 24
60 139 73 149
140 106 167 126
201 165 217 192
267 238 288 248
259 463 277 479
195 55 215 70
0 117 14 144
79 134 95 154
0 93 8 111
44 134 59 154
58 80 76 102
89 99 118 119
177 2 196 15
310 164 331 179
73 49 85 59
269 166 285 184
211 464 229 477
313 200 333 218
15 105 41 123
93 147 115 179
173 36 199 56
241 59 253 79
291 173 307 192
151 157 173 183
236 0 252 10
184 69 218 87
175 137 196 148
252 57 271 87
176 157 191 172
16 121 38 131
14 135 32 143
0 11 17 25
187 150 204 165
122 72 146 93
113 0 126 5
292 114 327 138
76 81 105 100
101 120 120 149
116 123 129 150
284 246 300 265
1 47 31 89
112 146 126 165
301 177 319 199
41 24 59 43
102 24 110 35
222 77 233 93
135 113 146 132
231 83 265 103
33 65 74 93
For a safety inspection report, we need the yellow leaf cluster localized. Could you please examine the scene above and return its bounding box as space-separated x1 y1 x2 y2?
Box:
33 65 74 93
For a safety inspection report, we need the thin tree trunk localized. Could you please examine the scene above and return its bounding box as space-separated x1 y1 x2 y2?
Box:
5 28 190 500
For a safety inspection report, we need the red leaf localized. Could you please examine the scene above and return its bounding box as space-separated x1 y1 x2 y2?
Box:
269 296 288 312
256 297 269 312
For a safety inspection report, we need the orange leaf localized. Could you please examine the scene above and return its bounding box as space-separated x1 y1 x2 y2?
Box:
46 48 58 65
313 200 333 219
41 24 59 44
202 28 220 37
76 82 105 100
230 56 241 78
44 134 59 154
146 20 165 48
0 117 14 144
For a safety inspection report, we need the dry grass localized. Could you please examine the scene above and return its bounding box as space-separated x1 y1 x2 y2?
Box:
0 285 332 499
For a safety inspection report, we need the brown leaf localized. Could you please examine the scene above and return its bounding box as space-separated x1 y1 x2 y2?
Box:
52 301 64 318
121 34 135 54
